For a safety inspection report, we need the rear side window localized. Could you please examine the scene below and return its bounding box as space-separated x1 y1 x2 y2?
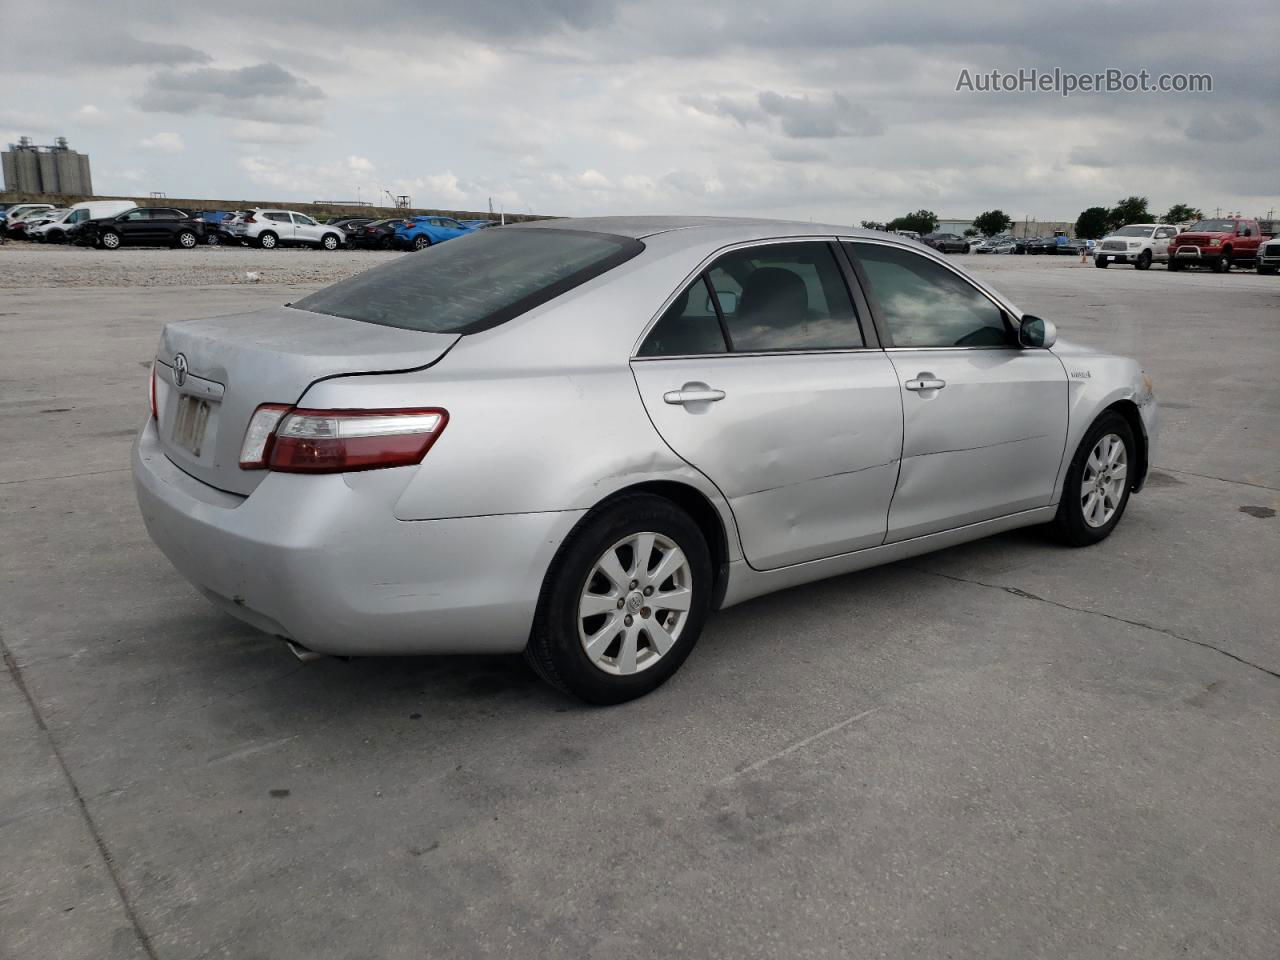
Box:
712 242 862 352
293 228 644 334
637 276 727 357
846 242 1009 348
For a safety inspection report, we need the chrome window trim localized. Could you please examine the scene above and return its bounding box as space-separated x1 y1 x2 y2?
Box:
630 235 875 359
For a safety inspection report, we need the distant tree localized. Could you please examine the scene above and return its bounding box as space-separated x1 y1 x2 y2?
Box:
973 209 1013 237
1163 203 1203 224
887 209 938 235
1108 196 1150 228
963 227 978 237
1075 206 1111 240
860 220 885 231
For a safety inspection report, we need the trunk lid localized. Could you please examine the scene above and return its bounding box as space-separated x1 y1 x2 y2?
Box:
154 305 458 495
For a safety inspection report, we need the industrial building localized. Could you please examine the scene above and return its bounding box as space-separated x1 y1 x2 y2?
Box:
2 136 93 195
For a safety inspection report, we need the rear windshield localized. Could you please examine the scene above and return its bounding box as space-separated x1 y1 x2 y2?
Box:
292 227 644 334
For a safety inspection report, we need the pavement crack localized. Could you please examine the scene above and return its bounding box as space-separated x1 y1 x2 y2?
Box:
913 568 1280 681
1158 468 1279 492
0 631 161 960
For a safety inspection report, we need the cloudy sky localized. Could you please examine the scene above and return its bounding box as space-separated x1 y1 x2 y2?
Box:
4 1 1277 222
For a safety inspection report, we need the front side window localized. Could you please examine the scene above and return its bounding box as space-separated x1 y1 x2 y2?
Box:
293 227 643 334
294 214 318 226
847 242 1009 348
710 243 862 352
122 209 147 221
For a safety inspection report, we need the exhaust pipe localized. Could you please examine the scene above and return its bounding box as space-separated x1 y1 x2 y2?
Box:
283 639 327 663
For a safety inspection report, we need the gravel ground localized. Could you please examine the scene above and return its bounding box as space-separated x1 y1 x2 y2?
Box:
0 241 402 288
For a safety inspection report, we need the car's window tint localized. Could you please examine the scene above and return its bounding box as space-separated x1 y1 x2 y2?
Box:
122 210 146 221
293 228 644 335
710 243 862 351
637 276 727 357
266 212 291 223
152 209 180 220
847 242 1009 348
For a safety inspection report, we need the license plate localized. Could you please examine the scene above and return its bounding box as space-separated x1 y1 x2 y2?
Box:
1106 256 1114 261
172 395 212 456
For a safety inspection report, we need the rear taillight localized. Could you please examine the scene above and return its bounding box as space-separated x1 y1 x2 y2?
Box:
239 407 447 473
149 362 158 420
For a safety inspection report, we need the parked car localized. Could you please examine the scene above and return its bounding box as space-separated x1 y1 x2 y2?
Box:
77 207 206 250
965 236 985 253
394 215 476 251
347 218 403 250
1025 236 1056 255
921 232 969 253
1255 236 1280 275
894 230 921 241
22 208 69 237
3 203 54 237
225 209 346 250
27 209 73 242
326 217 376 235
58 200 138 244
134 218 1157 704
1093 223 1179 269
1168 217 1269 272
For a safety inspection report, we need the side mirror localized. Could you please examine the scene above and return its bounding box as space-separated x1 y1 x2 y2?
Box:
1018 314 1056 348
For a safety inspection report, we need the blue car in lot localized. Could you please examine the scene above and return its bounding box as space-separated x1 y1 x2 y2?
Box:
394 216 477 251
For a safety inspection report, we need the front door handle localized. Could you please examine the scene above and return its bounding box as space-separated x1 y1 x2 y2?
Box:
663 387 726 405
904 375 946 392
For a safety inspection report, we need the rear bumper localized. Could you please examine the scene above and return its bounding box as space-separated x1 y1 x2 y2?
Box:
132 419 584 656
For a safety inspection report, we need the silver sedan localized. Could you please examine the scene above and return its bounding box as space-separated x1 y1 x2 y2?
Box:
133 217 1158 703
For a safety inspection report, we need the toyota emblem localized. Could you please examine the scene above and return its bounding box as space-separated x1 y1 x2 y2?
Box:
173 353 188 387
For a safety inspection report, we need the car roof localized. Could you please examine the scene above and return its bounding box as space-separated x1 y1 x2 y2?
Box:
512 215 890 244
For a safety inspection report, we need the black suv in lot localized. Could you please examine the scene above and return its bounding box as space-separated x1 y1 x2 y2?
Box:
76 207 206 250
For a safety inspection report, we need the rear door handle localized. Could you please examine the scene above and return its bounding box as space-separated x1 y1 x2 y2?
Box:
663 387 726 405
905 377 946 392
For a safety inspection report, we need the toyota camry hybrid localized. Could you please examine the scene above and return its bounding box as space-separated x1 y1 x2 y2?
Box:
133 217 1157 703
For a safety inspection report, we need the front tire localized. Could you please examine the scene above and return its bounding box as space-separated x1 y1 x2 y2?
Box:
1135 250 1152 270
525 494 712 704
1212 249 1231 273
99 230 121 250
1094 257 1108 268
1259 265 1278 276
1051 412 1135 546
321 233 340 251
1167 258 1182 271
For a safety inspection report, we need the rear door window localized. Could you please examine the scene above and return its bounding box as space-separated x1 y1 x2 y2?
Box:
637 276 727 356
711 242 862 351
293 227 644 334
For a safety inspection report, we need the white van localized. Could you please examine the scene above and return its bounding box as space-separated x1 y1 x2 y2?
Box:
61 200 137 243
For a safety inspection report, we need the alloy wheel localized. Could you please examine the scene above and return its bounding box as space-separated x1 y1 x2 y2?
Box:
102 232 120 249
577 532 693 676
1081 433 1127 528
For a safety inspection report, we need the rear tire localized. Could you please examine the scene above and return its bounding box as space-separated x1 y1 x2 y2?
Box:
175 230 197 249
413 234 432 251
1051 412 1136 547
525 494 712 704
258 231 278 250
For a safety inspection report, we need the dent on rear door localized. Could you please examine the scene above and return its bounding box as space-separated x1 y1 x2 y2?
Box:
632 353 904 570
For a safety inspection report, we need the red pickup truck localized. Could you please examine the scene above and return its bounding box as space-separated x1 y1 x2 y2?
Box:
1168 217 1271 272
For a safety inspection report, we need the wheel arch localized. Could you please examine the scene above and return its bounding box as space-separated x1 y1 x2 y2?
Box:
575 480 733 611
1103 399 1150 492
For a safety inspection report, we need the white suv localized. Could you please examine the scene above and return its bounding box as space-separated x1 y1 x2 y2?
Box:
1094 223 1178 270
227 209 346 250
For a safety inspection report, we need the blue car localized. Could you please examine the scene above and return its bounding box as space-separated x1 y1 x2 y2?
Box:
395 216 476 251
